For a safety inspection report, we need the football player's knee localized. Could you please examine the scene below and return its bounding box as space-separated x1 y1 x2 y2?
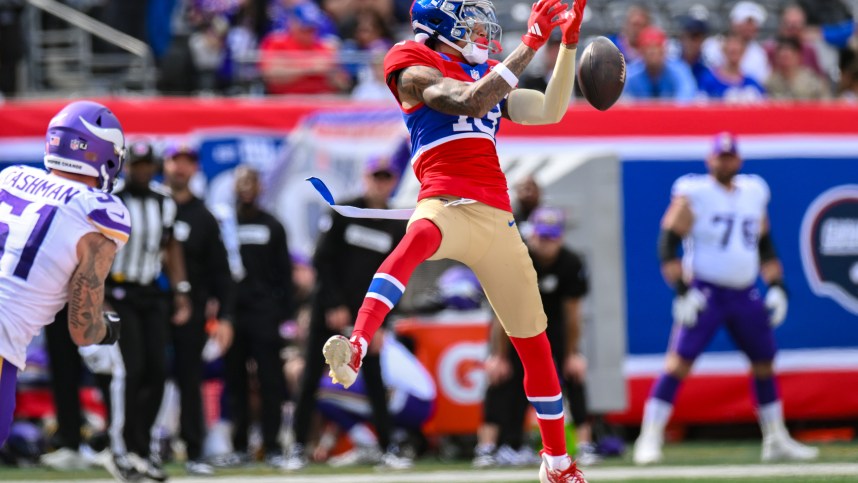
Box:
750 361 775 377
503 316 547 339
664 353 693 378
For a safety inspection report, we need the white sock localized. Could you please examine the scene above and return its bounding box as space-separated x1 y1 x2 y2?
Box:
350 336 369 361
757 401 787 440
545 453 571 471
348 423 378 448
641 398 673 436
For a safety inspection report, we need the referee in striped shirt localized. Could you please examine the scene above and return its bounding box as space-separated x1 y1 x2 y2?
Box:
106 141 191 481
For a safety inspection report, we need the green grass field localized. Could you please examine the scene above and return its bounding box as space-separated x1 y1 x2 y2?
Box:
2 441 856 482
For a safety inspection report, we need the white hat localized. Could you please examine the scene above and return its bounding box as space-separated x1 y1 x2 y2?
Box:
730 1 766 25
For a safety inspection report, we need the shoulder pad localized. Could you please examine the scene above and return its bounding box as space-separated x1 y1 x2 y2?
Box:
384 40 444 78
671 173 705 198
736 174 770 202
79 191 132 249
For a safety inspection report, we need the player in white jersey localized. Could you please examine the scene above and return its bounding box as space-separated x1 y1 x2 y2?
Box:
633 132 818 465
0 101 130 447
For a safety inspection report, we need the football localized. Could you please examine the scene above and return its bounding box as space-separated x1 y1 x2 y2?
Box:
577 36 626 111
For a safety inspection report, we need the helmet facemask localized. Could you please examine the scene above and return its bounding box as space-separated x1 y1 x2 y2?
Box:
414 0 503 65
452 2 502 55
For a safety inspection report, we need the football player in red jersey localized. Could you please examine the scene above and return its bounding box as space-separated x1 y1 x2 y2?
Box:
321 0 587 481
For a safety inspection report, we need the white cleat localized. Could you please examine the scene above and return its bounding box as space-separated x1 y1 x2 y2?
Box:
633 430 664 465
327 445 382 467
538 452 587 483
322 335 360 389
40 447 90 470
762 435 820 462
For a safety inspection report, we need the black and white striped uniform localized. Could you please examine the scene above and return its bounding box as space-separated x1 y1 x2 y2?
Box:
110 183 176 284
105 181 176 459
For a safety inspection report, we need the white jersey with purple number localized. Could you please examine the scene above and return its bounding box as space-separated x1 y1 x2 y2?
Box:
0 165 130 369
674 173 770 289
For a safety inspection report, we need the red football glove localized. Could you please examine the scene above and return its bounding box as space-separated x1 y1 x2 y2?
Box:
521 0 569 50
560 0 587 46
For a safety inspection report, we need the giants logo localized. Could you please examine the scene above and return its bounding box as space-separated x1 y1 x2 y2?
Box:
800 185 858 314
436 342 488 405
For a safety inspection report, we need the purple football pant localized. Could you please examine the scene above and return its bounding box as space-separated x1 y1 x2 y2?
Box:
317 376 433 432
669 280 777 362
0 357 18 446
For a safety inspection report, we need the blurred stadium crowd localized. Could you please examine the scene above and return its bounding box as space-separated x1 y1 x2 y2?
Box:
0 0 857 100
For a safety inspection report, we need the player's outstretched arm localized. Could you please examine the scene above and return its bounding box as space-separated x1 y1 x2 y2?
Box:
68 232 117 346
658 196 693 287
506 0 586 125
397 0 568 118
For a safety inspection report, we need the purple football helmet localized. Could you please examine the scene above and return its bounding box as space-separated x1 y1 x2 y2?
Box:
43 100 126 193
438 265 484 310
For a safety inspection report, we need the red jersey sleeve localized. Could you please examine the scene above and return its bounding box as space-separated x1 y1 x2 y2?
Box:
384 41 445 102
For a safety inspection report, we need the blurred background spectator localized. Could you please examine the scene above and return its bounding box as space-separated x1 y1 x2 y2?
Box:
698 32 766 102
674 6 713 89
702 1 771 85
607 4 651 65
162 142 236 476
5 0 858 101
766 36 832 100
764 4 825 79
223 165 294 468
258 1 348 95
624 26 697 102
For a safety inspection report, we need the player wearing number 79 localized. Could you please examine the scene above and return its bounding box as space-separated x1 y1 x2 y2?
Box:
633 132 818 465
320 0 588 481
0 101 130 446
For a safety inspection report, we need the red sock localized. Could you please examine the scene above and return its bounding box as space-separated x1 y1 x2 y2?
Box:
510 332 567 457
351 219 441 346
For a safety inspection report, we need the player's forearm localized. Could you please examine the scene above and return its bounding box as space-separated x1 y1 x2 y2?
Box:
660 259 683 288
422 44 536 118
68 285 107 346
508 45 578 125
760 259 784 285
68 237 112 345
164 237 189 290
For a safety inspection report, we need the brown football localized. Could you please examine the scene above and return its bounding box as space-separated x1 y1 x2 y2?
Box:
577 36 626 111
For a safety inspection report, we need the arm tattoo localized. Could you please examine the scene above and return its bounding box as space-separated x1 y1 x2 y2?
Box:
398 44 536 118
68 233 116 345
